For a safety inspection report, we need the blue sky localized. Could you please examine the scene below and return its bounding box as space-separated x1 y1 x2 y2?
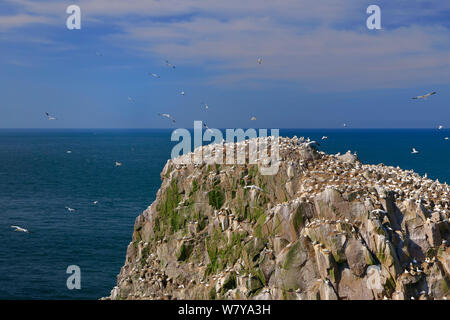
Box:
0 0 449 128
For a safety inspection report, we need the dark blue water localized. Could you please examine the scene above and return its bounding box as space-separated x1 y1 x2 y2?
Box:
0 129 448 299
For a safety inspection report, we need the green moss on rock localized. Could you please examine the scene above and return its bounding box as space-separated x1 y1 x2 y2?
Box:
209 186 225 210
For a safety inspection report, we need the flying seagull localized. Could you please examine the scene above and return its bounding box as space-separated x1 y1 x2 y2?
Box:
203 122 213 132
165 60 176 69
244 185 264 192
93 201 98 205
115 161 122 167
45 112 57 120
66 150 72 154
157 113 176 123
180 90 185 96
438 125 443 130
201 102 209 110
445 137 449 140
11 225 29 233
321 136 328 140
257 58 263 64
343 123 348 127
65 207 76 212
411 148 419 154
149 73 161 78
305 141 320 148
412 91 436 100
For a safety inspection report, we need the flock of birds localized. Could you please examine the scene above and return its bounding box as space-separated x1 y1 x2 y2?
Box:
44 57 444 134
12 58 447 235
9 201 100 232
154 58 260 124
409 91 446 153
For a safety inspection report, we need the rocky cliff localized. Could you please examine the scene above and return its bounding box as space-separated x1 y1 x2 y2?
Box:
108 136 449 300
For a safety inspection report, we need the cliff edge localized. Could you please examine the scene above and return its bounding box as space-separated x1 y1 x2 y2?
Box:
108 136 449 300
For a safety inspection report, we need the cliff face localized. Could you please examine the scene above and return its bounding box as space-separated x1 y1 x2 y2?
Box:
108 137 449 300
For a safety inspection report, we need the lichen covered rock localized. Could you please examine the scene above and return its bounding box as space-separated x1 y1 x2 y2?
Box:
107 136 450 300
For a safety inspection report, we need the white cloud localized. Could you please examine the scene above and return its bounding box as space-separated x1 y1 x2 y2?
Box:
0 14 52 30
2 0 450 90
111 16 450 90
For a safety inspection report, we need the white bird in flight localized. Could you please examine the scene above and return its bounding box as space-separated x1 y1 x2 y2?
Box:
180 90 185 96
321 136 328 140
45 112 57 120
157 113 176 123
115 161 122 167
65 207 76 212
412 91 436 100
11 225 29 233
66 150 72 154
244 185 264 192
411 148 419 154
305 141 320 148
201 102 209 110
438 125 443 130
445 137 449 140
93 201 98 205
150 73 160 78
343 123 348 127
165 60 176 69
257 58 263 64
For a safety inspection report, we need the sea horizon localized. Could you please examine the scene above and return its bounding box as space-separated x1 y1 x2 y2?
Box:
0 128 447 131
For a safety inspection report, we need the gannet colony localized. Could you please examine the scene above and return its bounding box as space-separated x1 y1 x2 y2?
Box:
107 136 449 300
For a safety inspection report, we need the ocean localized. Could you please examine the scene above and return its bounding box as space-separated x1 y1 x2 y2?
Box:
0 128 448 299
